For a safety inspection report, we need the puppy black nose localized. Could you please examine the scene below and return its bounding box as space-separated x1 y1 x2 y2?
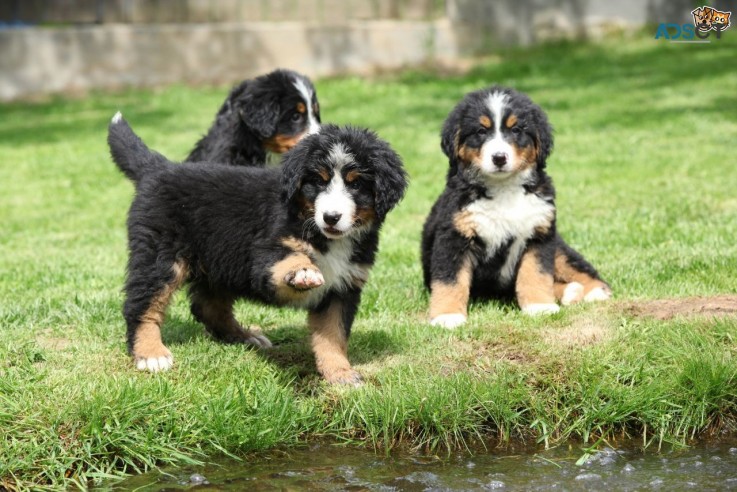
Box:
323 212 342 226
492 153 508 168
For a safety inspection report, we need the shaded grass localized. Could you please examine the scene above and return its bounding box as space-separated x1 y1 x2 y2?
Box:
1 32 737 489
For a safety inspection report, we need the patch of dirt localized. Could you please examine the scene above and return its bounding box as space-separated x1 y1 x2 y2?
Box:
625 295 737 321
544 316 614 349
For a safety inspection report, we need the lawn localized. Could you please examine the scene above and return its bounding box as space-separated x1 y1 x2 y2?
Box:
1 33 736 489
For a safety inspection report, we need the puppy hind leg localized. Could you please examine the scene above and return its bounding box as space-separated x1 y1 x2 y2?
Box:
124 259 188 372
189 284 271 348
553 240 612 303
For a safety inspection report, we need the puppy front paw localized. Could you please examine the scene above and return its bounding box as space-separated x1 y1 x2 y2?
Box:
285 267 324 291
324 368 364 387
430 313 467 329
134 346 173 372
522 303 560 316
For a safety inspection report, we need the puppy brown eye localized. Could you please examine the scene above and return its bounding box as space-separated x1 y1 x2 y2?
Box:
291 112 303 122
511 126 521 135
476 128 488 136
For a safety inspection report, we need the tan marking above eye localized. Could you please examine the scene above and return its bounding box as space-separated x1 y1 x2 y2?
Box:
296 102 306 113
479 115 491 129
505 114 518 128
318 169 330 182
345 170 360 183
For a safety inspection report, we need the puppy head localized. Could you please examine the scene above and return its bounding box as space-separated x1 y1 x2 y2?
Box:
228 69 321 153
441 86 553 182
282 124 407 240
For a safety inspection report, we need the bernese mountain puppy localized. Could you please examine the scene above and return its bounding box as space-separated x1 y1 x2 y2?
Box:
186 69 321 166
108 113 406 385
422 86 611 328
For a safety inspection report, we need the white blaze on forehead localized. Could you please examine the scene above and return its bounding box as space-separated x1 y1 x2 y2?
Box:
480 91 514 173
486 91 508 134
327 142 354 169
293 76 320 135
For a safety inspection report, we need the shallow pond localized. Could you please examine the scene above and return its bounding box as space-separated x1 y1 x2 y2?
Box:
109 439 737 490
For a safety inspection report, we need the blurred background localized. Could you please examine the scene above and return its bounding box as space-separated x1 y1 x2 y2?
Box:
0 0 726 101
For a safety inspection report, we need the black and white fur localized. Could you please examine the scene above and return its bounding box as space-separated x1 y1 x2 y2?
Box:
108 113 406 384
186 69 321 167
422 86 611 329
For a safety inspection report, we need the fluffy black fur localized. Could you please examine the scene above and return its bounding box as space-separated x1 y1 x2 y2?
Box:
186 69 320 166
422 86 610 326
108 114 406 384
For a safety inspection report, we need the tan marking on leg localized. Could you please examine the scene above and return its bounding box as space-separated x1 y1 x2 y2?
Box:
479 115 491 129
196 295 272 347
429 256 473 319
554 252 611 298
281 237 316 258
453 210 476 239
516 249 556 312
309 301 362 385
270 253 323 304
505 113 518 128
133 260 189 369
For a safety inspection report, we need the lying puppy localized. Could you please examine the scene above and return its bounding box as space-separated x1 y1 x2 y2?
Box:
186 69 320 166
108 113 406 384
422 86 611 328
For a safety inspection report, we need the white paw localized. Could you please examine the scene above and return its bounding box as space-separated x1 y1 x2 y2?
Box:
522 303 561 316
136 355 173 372
430 313 467 329
561 282 585 306
584 286 612 302
287 268 324 290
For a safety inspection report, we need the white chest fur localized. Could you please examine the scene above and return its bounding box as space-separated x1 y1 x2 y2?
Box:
465 186 554 285
296 237 368 308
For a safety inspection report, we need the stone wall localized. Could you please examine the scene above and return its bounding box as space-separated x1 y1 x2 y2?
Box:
2 0 730 100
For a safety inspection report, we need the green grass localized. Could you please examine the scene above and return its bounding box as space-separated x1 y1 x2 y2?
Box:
2 32 737 489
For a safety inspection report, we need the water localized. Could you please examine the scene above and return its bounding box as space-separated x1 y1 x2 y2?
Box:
108 440 737 491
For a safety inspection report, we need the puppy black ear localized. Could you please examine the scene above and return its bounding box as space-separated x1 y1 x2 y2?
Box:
440 106 462 177
237 87 280 139
372 145 408 219
532 106 554 169
280 138 312 203
218 81 250 117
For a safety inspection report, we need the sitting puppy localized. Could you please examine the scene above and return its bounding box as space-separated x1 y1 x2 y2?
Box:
186 69 320 166
421 86 611 328
108 113 406 384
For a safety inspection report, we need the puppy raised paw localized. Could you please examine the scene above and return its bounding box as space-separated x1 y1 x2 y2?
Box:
285 267 324 291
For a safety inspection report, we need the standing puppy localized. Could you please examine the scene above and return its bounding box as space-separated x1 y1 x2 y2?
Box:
422 86 611 329
186 69 321 166
109 114 406 384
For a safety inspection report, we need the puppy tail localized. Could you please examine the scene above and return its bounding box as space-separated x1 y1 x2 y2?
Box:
108 112 168 183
